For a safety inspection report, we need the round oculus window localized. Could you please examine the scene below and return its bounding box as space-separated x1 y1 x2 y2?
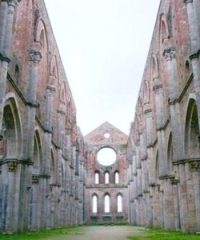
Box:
97 148 116 166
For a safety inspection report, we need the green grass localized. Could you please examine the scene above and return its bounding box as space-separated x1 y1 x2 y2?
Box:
128 228 200 240
0 226 84 240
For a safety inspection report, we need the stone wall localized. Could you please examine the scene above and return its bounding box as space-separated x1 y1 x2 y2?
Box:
127 0 200 232
0 0 86 233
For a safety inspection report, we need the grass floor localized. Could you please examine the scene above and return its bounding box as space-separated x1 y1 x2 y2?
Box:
128 228 200 240
2 226 200 240
0 227 83 240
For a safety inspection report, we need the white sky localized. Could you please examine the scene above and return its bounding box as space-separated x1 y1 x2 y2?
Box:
44 0 160 135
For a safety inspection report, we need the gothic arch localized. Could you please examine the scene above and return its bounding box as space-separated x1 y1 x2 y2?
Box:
104 193 111 213
159 13 170 45
151 54 159 81
185 98 200 157
114 171 120 184
95 171 100 184
92 193 98 214
49 55 59 86
35 19 49 98
104 171 110 184
33 129 42 174
2 96 22 159
35 19 48 49
116 193 123 213
143 80 150 104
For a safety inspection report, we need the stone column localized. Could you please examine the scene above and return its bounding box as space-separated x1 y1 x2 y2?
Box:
184 0 200 122
153 82 168 177
162 179 175 229
25 49 42 159
189 160 200 231
171 179 181 230
22 50 41 231
0 0 20 135
40 85 55 229
163 47 184 163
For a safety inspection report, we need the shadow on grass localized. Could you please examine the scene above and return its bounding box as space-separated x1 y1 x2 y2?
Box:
128 228 200 240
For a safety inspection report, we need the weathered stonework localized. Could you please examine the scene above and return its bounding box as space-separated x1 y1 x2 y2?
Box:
84 122 128 224
1 0 200 234
0 0 86 233
127 0 200 233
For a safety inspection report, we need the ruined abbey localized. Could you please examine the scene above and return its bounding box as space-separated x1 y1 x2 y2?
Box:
0 0 200 234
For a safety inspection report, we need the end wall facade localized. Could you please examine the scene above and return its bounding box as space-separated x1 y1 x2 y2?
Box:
84 122 128 224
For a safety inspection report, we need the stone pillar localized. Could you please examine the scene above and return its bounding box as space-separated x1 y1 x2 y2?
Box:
171 179 181 230
25 49 42 159
144 106 155 148
4 162 20 232
153 82 168 177
162 179 175 229
163 47 184 163
29 176 41 231
189 161 200 231
0 0 20 134
184 0 200 123
40 85 56 229
184 0 200 52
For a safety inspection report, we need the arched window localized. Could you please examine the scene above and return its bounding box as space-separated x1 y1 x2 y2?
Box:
117 194 123 213
115 171 119 184
95 171 99 184
92 194 98 214
104 194 110 213
105 172 109 184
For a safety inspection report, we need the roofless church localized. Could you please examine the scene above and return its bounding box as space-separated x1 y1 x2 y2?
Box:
0 0 200 233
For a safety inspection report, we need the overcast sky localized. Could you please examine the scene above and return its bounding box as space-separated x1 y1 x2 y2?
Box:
44 0 160 135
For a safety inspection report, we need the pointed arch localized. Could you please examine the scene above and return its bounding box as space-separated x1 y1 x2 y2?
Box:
1 96 22 159
35 19 48 49
185 98 200 157
143 80 150 104
105 171 110 184
49 55 59 86
159 13 170 44
104 193 111 213
33 130 42 174
151 54 159 81
117 193 123 213
95 171 100 184
92 194 98 214
115 171 119 184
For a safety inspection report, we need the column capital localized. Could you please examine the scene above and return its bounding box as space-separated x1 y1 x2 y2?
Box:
163 47 176 61
184 0 193 4
3 0 21 8
46 84 56 92
28 49 42 63
153 83 163 93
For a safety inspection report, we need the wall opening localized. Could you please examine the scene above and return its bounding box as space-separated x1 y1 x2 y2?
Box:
97 147 116 166
104 194 110 213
